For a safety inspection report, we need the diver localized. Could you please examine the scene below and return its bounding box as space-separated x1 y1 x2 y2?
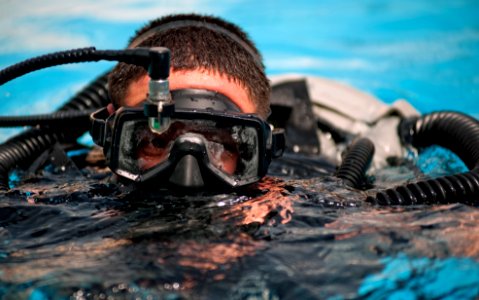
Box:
90 14 285 189
1 14 479 205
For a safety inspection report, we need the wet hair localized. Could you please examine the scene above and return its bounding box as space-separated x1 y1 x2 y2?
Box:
108 14 270 119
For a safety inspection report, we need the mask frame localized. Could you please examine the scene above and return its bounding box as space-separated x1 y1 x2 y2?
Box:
91 104 285 188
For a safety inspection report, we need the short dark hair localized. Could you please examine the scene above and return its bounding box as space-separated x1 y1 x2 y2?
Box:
108 14 270 118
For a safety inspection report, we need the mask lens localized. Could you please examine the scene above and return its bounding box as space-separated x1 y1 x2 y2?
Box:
115 117 260 182
117 119 161 174
202 125 258 177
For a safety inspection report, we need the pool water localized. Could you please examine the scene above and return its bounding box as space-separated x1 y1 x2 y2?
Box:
1 0 479 299
1 152 479 299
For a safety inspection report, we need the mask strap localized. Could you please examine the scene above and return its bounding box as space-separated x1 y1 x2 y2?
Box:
90 107 110 146
129 20 263 69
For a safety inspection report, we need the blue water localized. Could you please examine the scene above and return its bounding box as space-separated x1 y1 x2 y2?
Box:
1 1 479 299
359 254 479 299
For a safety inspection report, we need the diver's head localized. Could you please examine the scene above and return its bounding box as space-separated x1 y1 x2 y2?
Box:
92 14 283 190
108 14 271 119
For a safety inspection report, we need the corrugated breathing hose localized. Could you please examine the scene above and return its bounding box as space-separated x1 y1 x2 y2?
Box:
367 112 479 206
0 73 110 189
336 137 375 189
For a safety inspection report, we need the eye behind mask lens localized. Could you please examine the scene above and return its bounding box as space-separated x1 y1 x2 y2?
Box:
115 116 261 185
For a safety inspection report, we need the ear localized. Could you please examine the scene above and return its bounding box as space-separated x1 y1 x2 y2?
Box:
107 103 116 115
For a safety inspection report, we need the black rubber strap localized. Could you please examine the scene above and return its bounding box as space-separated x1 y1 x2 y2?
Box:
129 20 263 69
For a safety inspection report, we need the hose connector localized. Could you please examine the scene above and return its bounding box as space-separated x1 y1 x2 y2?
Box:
143 47 174 134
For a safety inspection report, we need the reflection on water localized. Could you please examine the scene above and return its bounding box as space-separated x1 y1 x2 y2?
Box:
0 173 301 298
1 153 479 299
325 204 479 258
225 177 296 225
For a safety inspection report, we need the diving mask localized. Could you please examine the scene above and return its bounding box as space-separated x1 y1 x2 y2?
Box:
90 89 285 188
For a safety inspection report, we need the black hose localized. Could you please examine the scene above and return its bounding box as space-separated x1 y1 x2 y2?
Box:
0 47 151 85
367 111 479 206
0 73 110 189
1 47 94 85
336 138 375 189
400 112 479 170
0 109 97 127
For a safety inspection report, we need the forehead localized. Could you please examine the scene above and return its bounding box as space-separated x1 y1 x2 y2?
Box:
122 69 256 114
